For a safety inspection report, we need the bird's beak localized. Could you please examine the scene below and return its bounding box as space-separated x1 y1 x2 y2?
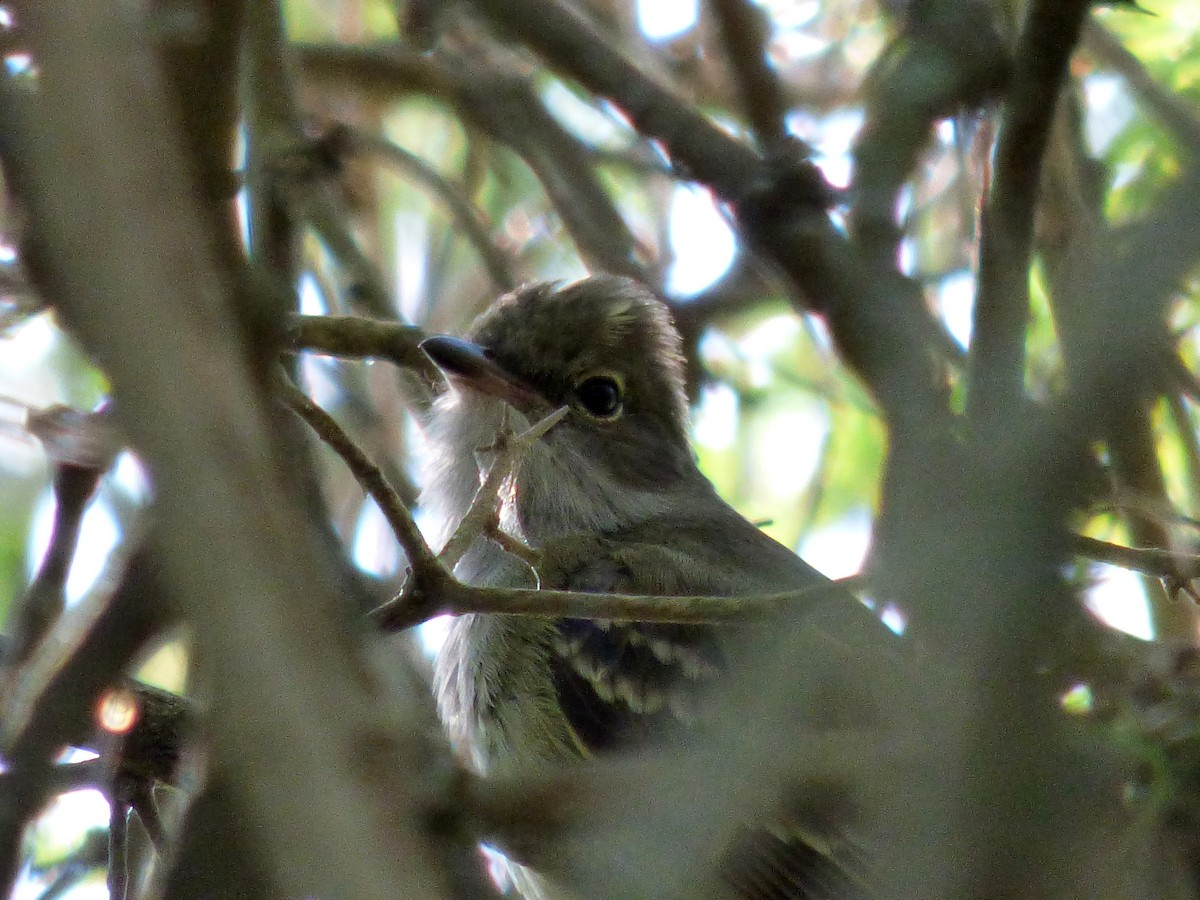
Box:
420 335 541 410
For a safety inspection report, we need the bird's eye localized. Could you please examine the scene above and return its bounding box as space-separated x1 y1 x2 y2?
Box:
574 375 623 419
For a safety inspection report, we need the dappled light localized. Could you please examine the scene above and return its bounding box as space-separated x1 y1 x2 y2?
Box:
0 0 1199 896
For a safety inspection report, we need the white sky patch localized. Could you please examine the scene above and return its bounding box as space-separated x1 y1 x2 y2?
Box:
772 29 827 60
4 51 31 76
738 313 801 366
0 317 64 476
1168 0 1198 27
800 509 872 580
298 272 326 316
111 451 152 503
419 613 453 659
1082 73 1135 157
351 496 404 578
665 185 737 298
35 786 111 844
395 211 429 322
879 602 907 636
541 79 625 147
235 187 249 251
1 313 56 373
731 305 805 382
758 0 820 28
693 382 739 450
697 329 740 377
28 492 121 607
755 405 827 497
637 0 697 41
935 269 976 349
898 238 916 276
1085 563 1154 641
788 108 864 191
298 354 343 409
814 152 853 191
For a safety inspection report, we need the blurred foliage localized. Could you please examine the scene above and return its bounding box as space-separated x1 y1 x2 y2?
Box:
2 0 1199 634
2 0 1200 888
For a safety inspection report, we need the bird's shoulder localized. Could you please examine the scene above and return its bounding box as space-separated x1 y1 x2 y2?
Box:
530 501 832 754
537 500 830 598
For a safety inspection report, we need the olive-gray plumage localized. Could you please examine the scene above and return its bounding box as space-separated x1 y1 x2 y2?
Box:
421 276 866 899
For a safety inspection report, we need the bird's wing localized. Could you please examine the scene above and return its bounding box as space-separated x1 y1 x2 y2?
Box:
546 572 726 750
536 511 873 900
537 508 838 753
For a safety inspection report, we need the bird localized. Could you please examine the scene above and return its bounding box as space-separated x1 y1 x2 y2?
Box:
419 275 874 899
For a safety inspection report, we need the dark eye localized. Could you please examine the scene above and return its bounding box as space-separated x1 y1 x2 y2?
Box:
574 375 623 418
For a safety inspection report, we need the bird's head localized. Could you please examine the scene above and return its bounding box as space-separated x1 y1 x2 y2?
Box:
420 276 699 543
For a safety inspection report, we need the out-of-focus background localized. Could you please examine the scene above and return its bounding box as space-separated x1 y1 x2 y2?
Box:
2 0 1199 894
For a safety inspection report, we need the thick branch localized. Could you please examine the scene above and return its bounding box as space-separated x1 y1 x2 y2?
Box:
287 312 440 383
970 0 1092 424
460 0 949 430
1 2 458 894
709 0 789 148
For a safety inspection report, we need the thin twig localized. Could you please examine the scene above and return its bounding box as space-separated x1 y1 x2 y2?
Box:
372 573 863 631
347 128 517 290
1073 534 1200 579
437 406 568 570
130 781 168 852
108 795 130 900
1165 388 1200 515
5 463 101 667
449 51 646 280
277 373 444 577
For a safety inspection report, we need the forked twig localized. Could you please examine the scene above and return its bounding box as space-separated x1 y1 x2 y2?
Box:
438 406 568 571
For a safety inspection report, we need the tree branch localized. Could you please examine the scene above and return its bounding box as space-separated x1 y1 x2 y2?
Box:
344 127 517 291
460 0 951 430
1084 20 1200 158
278 372 444 578
709 0 789 148
970 0 1092 425
287 312 440 384
0 1 462 893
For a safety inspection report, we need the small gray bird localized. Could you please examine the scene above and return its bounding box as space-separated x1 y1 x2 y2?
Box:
420 276 870 899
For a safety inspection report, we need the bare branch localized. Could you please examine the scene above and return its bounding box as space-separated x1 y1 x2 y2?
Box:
1074 534 1200 580
970 0 1092 425
437 405 568 570
373 570 863 630
287 312 440 384
5 463 101 668
108 791 130 900
278 373 444 578
345 127 518 291
1084 20 1200 157
1 0 463 892
709 0 789 148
